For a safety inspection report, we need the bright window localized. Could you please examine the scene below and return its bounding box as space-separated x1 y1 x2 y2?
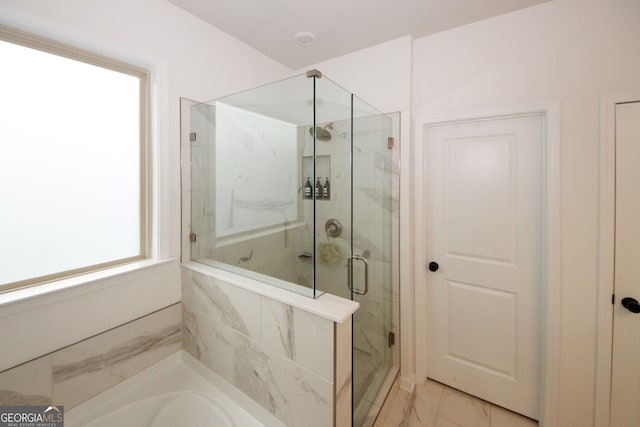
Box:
0 27 148 291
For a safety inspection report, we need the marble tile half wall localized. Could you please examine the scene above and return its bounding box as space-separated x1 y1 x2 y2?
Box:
0 303 181 409
182 268 353 427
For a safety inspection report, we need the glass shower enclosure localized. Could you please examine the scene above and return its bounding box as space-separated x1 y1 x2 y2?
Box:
188 70 398 425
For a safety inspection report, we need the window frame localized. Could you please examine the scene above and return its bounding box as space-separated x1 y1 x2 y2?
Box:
0 24 150 293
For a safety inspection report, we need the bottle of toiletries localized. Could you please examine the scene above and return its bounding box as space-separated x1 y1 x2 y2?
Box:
304 177 312 199
323 177 330 199
315 177 323 199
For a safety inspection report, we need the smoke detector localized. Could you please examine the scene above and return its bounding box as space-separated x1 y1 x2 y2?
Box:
294 32 316 47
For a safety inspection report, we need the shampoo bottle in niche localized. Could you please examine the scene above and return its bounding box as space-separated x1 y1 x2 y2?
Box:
323 177 330 199
315 177 323 199
304 177 312 199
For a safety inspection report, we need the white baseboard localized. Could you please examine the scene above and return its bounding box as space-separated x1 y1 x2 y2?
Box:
399 374 415 393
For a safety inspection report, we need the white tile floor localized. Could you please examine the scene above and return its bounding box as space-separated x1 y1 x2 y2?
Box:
373 378 538 427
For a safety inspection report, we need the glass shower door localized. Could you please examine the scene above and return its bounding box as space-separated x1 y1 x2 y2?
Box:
308 75 395 426
350 97 394 426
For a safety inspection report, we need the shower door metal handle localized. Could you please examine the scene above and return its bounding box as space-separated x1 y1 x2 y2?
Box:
349 255 369 295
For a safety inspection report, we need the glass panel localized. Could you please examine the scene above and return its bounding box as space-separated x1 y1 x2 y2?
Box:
190 73 319 298
311 75 354 299
351 95 394 426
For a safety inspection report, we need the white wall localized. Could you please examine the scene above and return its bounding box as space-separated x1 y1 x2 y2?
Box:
0 0 290 371
412 0 640 425
301 35 412 115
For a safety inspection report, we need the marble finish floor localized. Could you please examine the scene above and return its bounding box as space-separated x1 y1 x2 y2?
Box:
373 378 538 427
354 347 379 406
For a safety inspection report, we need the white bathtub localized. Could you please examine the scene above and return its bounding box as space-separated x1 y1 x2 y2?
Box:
66 351 286 427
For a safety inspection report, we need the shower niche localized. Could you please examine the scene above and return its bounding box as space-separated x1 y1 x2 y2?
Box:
302 155 331 200
186 70 399 427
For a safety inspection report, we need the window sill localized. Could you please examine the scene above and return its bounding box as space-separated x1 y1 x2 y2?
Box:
0 258 177 315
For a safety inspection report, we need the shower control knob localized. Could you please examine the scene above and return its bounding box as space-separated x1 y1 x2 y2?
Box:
428 261 439 272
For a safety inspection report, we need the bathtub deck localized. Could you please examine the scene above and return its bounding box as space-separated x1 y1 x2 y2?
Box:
66 350 286 427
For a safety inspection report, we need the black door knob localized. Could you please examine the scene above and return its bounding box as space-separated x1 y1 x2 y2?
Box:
621 297 640 314
428 261 439 272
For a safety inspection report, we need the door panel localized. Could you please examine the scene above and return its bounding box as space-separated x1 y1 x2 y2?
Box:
447 136 516 263
611 101 640 427
426 115 542 419
448 281 516 376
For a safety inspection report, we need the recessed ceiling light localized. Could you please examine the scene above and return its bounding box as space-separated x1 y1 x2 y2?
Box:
294 31 316 47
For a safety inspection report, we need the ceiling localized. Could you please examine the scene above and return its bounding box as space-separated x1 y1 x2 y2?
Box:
168 0 550 69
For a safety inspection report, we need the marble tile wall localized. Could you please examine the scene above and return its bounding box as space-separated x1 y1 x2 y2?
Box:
182 268 351 427
0 356 51 406
0 304 181 408
205 224 310 287
186 101 314 291
213 103 299 238
188 102 216 260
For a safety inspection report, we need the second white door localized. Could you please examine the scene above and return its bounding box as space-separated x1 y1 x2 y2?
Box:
425 114 542 419
610 101 640 427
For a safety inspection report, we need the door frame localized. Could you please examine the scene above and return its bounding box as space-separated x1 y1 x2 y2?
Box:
413 102 560 426
595 91 640 427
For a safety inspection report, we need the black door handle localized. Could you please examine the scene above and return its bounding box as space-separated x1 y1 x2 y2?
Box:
621 297 640 314
428 261 439 272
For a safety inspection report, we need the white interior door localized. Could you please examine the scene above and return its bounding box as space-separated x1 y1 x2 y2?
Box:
425 115 542 419
611 101 640 427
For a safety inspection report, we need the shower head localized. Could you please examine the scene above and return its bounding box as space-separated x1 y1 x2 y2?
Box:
309 123 335 141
